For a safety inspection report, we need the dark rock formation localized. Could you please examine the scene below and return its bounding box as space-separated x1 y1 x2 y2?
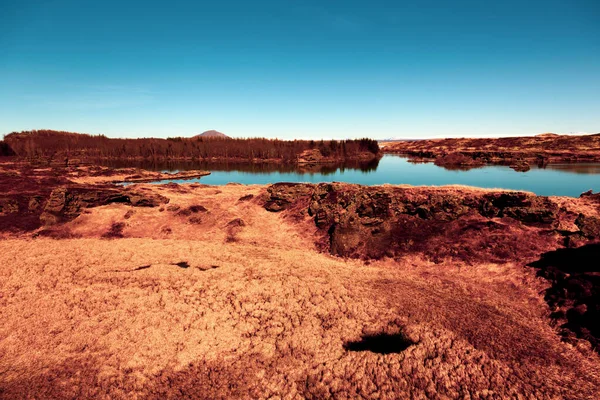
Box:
575 214 600 238
177 205 208 217
264 182 600 351
0 140 16 156
0 169 169 232
264 183 313 212
40 186 168 226
266 183 561 263
580 190 600 203
529 244 600 351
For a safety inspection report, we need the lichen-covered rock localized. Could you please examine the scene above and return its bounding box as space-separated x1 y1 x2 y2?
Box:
0 198 19 215
265 183 563 262
575 214 600 238
28 196 43 211
265 183 313 212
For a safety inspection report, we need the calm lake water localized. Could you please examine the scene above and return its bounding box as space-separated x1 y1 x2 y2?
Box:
115 155 600 197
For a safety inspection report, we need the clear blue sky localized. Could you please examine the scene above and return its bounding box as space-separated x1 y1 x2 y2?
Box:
1 0 599 139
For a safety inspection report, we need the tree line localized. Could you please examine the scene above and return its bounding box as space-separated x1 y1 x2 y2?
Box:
3 130 380 163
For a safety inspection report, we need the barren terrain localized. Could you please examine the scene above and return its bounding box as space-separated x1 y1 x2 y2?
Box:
1 163 600 398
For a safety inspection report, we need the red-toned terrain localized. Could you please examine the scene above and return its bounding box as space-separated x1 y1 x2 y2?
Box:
382 133 600 171
265 182 600 352
1 162 600 398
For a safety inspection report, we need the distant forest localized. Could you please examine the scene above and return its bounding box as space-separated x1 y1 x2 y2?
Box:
2 130 380 163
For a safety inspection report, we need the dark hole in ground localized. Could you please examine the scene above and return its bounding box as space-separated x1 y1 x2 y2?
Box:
133 265 151 271
176 261 190 269
344 332 414 354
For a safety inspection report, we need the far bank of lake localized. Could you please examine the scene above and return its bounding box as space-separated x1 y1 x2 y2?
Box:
110 155 600 197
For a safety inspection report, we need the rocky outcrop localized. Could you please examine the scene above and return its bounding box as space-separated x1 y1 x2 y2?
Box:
529 244 600 352
264 183 314 212
39 186 169 226
264 182 600 352
265 182 564 263
0 140 15 156
575 214 600 239
580 190 600 203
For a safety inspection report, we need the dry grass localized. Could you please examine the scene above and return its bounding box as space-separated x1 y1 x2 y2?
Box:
1 183 599 398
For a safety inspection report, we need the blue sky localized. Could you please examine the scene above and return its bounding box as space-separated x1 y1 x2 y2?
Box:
1 0 599 139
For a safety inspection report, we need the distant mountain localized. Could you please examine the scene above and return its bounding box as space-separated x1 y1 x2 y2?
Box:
379 137 424 142
194 130 230 138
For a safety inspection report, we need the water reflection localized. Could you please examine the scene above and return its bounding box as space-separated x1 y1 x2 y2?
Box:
95 157 381 175
542 163 600 174
102 155 600 197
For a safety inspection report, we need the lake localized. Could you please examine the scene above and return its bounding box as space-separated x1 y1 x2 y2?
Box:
115 155 600 197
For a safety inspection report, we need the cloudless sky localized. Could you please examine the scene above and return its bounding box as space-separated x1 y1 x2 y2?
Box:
1 0 599 139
